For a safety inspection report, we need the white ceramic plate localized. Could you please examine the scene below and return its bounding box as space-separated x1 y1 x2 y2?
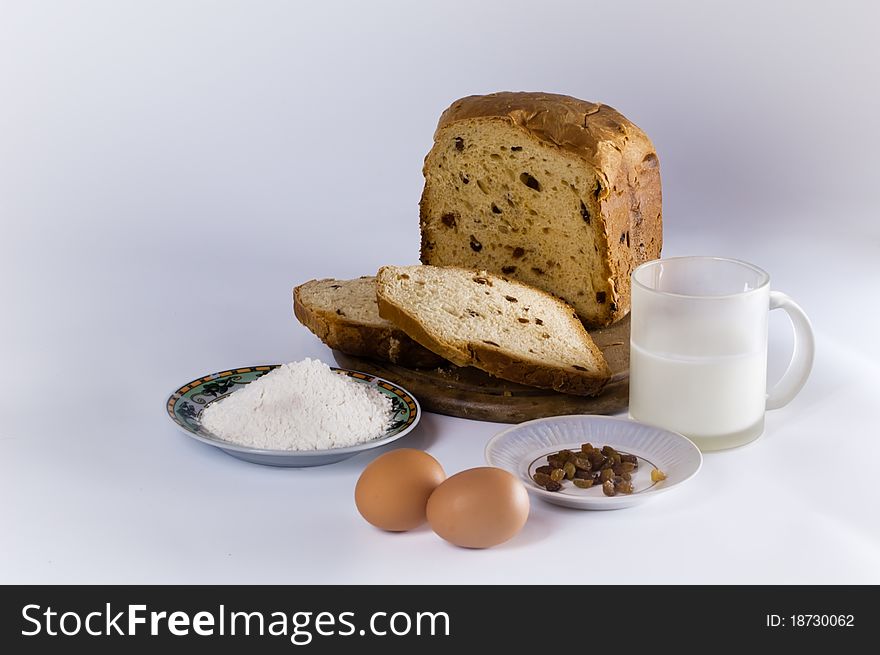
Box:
485 415 702 510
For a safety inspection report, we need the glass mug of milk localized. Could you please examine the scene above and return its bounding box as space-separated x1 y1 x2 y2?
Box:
629 256 814 451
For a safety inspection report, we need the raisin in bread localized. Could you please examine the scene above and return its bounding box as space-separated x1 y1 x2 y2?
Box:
294 277 445 368
375 265 611 396
419 92 662 328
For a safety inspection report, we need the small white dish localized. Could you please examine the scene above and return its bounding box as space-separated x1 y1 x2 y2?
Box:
485 415 702 510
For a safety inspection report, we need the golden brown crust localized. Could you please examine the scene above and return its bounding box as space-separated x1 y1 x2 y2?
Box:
427 92 662 327
293 283 445 368
469 342 608 397
596 143 663 325
436 92 643 169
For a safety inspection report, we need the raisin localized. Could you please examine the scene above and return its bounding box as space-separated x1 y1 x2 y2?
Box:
512 247 525 258
580 200 591 224
505 295 517 302
651 469 668 482
511 146 523 151
545 480 562 492
535 465 553 475
491 204 502 214
501 265 517 274
573 478 594 489
563 462 577 480
550 468 565 482
599 468 614 483
520 172 542 191
615 479 634 494
620 453 638 465
596 291 607 304
574 469 592 480
469 235 482 252
573 457 591 471
602 480 616 496
454 136 464 151
441 213 457 228
533 472 552 487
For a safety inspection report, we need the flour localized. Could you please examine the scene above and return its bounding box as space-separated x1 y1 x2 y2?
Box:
201 359 393 450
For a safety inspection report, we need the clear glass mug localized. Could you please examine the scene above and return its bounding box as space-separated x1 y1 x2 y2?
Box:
628 256 815 451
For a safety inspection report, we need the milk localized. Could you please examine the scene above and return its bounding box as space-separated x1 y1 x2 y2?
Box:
629 342 767 450
629 256 814 451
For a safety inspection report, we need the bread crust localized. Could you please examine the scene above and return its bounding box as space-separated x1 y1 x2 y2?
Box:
293 282 445 368
435 92 642 163
421 92 662 327
469 341 608 397
375 266 611 397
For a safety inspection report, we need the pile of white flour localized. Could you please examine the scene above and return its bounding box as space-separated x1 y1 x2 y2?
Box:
201 359 393 450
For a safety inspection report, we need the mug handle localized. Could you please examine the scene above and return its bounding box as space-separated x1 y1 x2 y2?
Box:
766 291 815 410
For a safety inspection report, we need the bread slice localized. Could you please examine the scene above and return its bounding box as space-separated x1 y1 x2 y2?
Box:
419 92 662 327
293 277 446 368
375 265 611 396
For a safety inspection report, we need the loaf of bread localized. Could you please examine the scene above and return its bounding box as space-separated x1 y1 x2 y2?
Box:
419 92 662 327
293 277 446 368
376 265 611 396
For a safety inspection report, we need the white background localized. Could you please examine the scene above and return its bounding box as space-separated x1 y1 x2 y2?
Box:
2 0 879 583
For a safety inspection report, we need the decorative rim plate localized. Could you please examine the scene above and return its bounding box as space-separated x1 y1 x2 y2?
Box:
166 365 421 467
485 415 702 510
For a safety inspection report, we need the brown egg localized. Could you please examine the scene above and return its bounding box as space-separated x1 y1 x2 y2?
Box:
427 467 529 548
355 449 446 532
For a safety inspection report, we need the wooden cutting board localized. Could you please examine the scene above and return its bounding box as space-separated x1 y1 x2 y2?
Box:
333 314 630 424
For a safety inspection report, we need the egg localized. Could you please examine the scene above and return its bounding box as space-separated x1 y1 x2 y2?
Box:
427 467 529 549
355 449 446 532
